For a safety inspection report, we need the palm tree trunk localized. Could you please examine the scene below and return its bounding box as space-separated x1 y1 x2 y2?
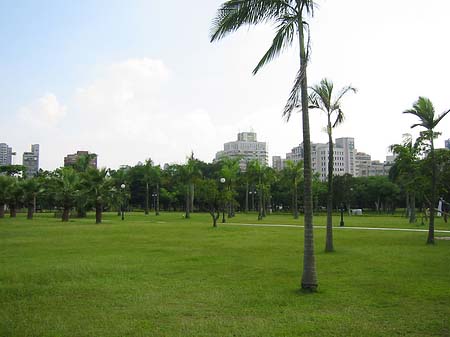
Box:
405 191 410 218
185 185 190 219
428 138 436 244
258 177 263 220
156 183 160 216
0 204 5 218
325 125 334 252
298 4 318 291
190 183 195 213
10 206 16 218
409 191 416 223
62 207 70 222
27 204 33 220
294 182 299 219
145 182 149 215
245 182 249 213
95 202 102 224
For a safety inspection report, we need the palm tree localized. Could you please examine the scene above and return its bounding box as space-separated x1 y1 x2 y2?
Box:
403 97 450 244
54 167 81 222
5 179 22 218
20 177 41 220
219 157 240 218
84 168 113 224
211 0 318 291
309 78 356 252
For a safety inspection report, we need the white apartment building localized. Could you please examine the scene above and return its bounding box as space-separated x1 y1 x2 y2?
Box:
285 139 354 181
0 143 14 166
272 156 286 171
23 144 39 177
215 131 268 169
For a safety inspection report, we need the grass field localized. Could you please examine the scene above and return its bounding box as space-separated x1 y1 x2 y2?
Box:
1 212 449 336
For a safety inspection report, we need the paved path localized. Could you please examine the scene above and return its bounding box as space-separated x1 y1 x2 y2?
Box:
225 222 450 234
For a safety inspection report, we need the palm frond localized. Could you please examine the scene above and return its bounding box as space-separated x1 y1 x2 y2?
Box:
252 15 296 74
210 0 294 42
282 68 304 121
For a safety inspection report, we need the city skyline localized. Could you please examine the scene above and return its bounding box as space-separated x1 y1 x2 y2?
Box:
1 1 449 170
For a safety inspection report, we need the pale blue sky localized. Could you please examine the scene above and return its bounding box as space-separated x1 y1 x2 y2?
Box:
1 0 450 169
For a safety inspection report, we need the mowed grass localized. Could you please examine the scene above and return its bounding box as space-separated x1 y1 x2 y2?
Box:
0 212 449 337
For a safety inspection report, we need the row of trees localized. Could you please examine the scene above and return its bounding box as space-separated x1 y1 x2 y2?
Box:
2 150 449 221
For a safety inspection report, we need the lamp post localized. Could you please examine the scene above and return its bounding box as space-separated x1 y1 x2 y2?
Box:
152 192 157 212
120 183 126 221
249 190 256 211
220 177 226 223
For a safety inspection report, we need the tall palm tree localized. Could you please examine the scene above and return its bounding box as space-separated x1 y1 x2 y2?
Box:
211 0 318 291
403 97 450 244
309 78 356 252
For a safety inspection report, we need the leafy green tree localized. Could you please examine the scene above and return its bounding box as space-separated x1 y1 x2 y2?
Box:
196 179 223 227
309 78 356 252
403 97 450 244
211 0 318 290
247 160 265 220
0 175 13 218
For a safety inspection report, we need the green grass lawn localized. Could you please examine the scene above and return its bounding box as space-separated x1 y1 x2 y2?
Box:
1 212 449 337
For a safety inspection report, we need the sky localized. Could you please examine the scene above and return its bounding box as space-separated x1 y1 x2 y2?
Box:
1 0 450 170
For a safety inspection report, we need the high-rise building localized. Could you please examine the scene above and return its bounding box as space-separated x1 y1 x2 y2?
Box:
22 144 39 177
215 131 268 169
335 137 356 176
272 156 285 171
445 139 450 150
355 152 371 177
0 143 14 166
64 151 97 169
285 139 354 181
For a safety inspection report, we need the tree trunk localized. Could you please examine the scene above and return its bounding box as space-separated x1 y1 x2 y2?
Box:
190 183 195 213
210 210 219 227
298 5 317 292
145 182 149 215
62 207 70 222
409 191 416 223
95 202 102 224
156 183 160 216
293 182 299 219
325 124 334 252
405 191 410 218
262 188 266 218
0 204 5 218
245 182 249 213
10 206 16 218
185 185 190 219
427 137 436 244
258 177 263 220
27 204 33 220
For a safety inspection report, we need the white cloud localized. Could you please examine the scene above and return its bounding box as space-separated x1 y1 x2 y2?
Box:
18 93 67 127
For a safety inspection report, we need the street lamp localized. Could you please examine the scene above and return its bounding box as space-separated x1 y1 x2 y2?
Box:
120 183 126 221
249 190 256 211
152 192 157 212
220 177 226 223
